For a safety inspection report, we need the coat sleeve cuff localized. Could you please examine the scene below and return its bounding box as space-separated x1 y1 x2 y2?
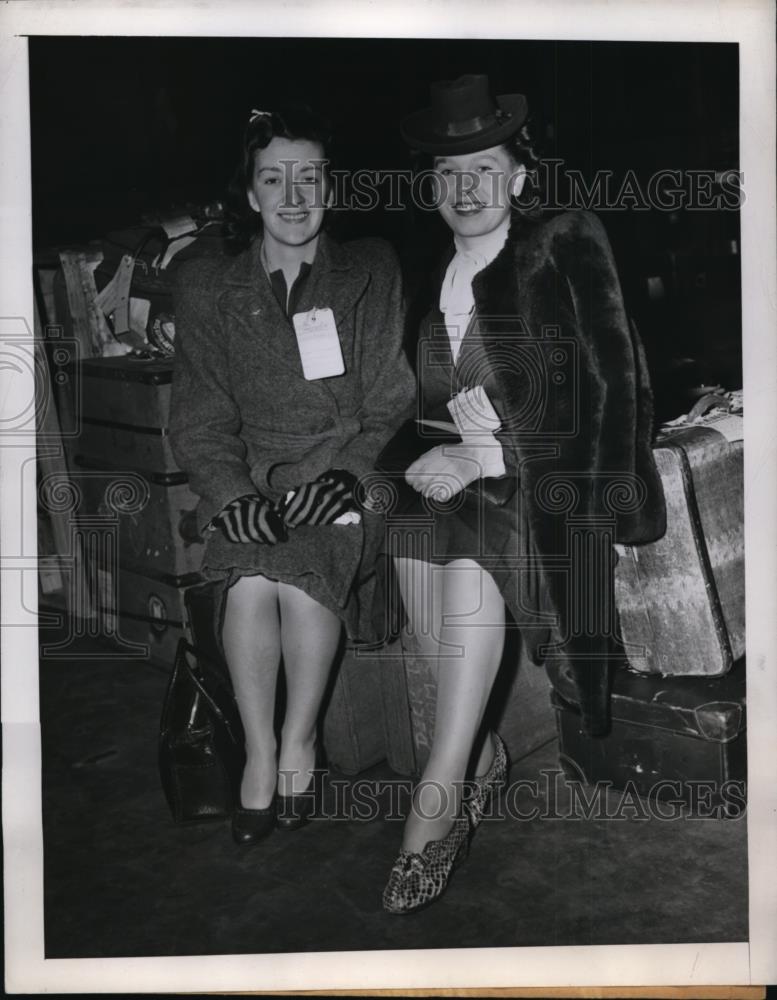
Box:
197 479 259 536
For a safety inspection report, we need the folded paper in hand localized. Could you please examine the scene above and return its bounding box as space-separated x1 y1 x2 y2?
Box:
447 386 502 439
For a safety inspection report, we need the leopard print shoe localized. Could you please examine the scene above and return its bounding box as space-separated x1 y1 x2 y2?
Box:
382 813 472 914
466 733 508 828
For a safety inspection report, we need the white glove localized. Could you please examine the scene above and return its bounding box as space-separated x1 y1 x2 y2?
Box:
405 439 506 501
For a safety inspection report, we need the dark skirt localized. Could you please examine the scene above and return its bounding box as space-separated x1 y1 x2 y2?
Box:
383 478 555 661
200 510 387 645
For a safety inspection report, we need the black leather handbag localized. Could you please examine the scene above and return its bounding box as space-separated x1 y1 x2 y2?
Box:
158 637 245 823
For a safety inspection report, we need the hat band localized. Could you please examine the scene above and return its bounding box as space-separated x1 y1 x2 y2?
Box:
440 110 506 137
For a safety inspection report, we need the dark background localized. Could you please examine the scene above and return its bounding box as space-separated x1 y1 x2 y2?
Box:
29 36 742 416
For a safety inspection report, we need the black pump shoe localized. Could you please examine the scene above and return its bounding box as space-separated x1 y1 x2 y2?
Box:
232 797 276 845
276 751 327 831
275 779 316 831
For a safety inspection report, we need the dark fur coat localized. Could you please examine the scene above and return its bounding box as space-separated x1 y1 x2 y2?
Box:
434 210 667 734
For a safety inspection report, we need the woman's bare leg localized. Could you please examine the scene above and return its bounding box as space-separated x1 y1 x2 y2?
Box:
394 556 443 662
397 558 506 852
222 574 282 810
277 582 342 796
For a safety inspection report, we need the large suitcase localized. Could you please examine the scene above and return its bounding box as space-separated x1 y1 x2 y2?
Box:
395 627 557 777
73 357 204 579
614 410 744 676
553 658 747 816
78 356 178 470
321 643 403 775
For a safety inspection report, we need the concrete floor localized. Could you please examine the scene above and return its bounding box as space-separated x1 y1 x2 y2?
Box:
40 627 748 959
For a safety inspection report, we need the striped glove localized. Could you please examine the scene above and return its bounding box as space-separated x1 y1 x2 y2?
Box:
282 469 358 528
214 494 287 545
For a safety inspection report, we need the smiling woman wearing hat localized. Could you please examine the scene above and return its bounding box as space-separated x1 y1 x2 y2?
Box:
380 74 666 913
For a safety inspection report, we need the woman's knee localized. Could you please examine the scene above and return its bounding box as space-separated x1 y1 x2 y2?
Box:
394 556 442 652
226 573 278 612
278 580 339 622
222 575 281 648
441 560 505 628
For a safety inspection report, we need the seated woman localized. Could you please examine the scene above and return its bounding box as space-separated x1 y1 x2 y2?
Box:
170 103 414 844
381 75 666 913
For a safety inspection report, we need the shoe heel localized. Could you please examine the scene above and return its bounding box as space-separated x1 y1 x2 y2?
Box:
452 841 468 870
453 822 472 869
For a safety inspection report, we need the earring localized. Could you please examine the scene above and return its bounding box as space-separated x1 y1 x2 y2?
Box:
510 174 527 200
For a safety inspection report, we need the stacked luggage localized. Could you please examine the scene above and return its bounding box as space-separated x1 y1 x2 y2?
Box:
75 355 203 665
552 395 747 812
51 210 227 664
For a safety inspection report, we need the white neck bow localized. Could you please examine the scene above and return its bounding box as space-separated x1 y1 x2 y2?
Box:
439 217 511 318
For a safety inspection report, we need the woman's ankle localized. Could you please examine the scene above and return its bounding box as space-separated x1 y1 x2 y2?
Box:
401 775 464 852
277 731 317 795
473 731 496 779
240 740 278 809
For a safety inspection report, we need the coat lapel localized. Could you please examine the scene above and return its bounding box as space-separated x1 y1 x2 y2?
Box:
219 233 368 376
219 238 297 372
295 233 369 328
472 214 535 337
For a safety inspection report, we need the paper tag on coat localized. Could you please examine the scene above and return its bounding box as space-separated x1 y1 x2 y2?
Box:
292 308 345 380
447 386 502 438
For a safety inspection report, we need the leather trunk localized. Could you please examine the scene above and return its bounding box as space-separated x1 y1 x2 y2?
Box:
74 357 204 578
93 562 199 667
553 658 747 816
614 419 744 675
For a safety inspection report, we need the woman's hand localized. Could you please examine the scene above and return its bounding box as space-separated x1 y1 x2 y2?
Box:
214 494 287 545
283 469 358 527
405 444 485 501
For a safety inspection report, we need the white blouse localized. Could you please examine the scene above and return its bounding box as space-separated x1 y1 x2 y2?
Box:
438 215 511 364
438 216 511 479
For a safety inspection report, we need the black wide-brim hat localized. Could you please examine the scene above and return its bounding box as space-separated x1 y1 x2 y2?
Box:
400 74 528 155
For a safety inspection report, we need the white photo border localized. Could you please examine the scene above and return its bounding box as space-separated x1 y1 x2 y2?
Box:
2 0 775 992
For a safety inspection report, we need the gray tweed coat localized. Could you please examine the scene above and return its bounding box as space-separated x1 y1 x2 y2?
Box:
169 233 415 640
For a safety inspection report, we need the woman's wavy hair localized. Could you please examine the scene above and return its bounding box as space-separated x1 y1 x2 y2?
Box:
501 119 544 218
224 102 334 252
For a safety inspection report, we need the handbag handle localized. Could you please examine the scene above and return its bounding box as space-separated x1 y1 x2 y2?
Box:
174 638 242 746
